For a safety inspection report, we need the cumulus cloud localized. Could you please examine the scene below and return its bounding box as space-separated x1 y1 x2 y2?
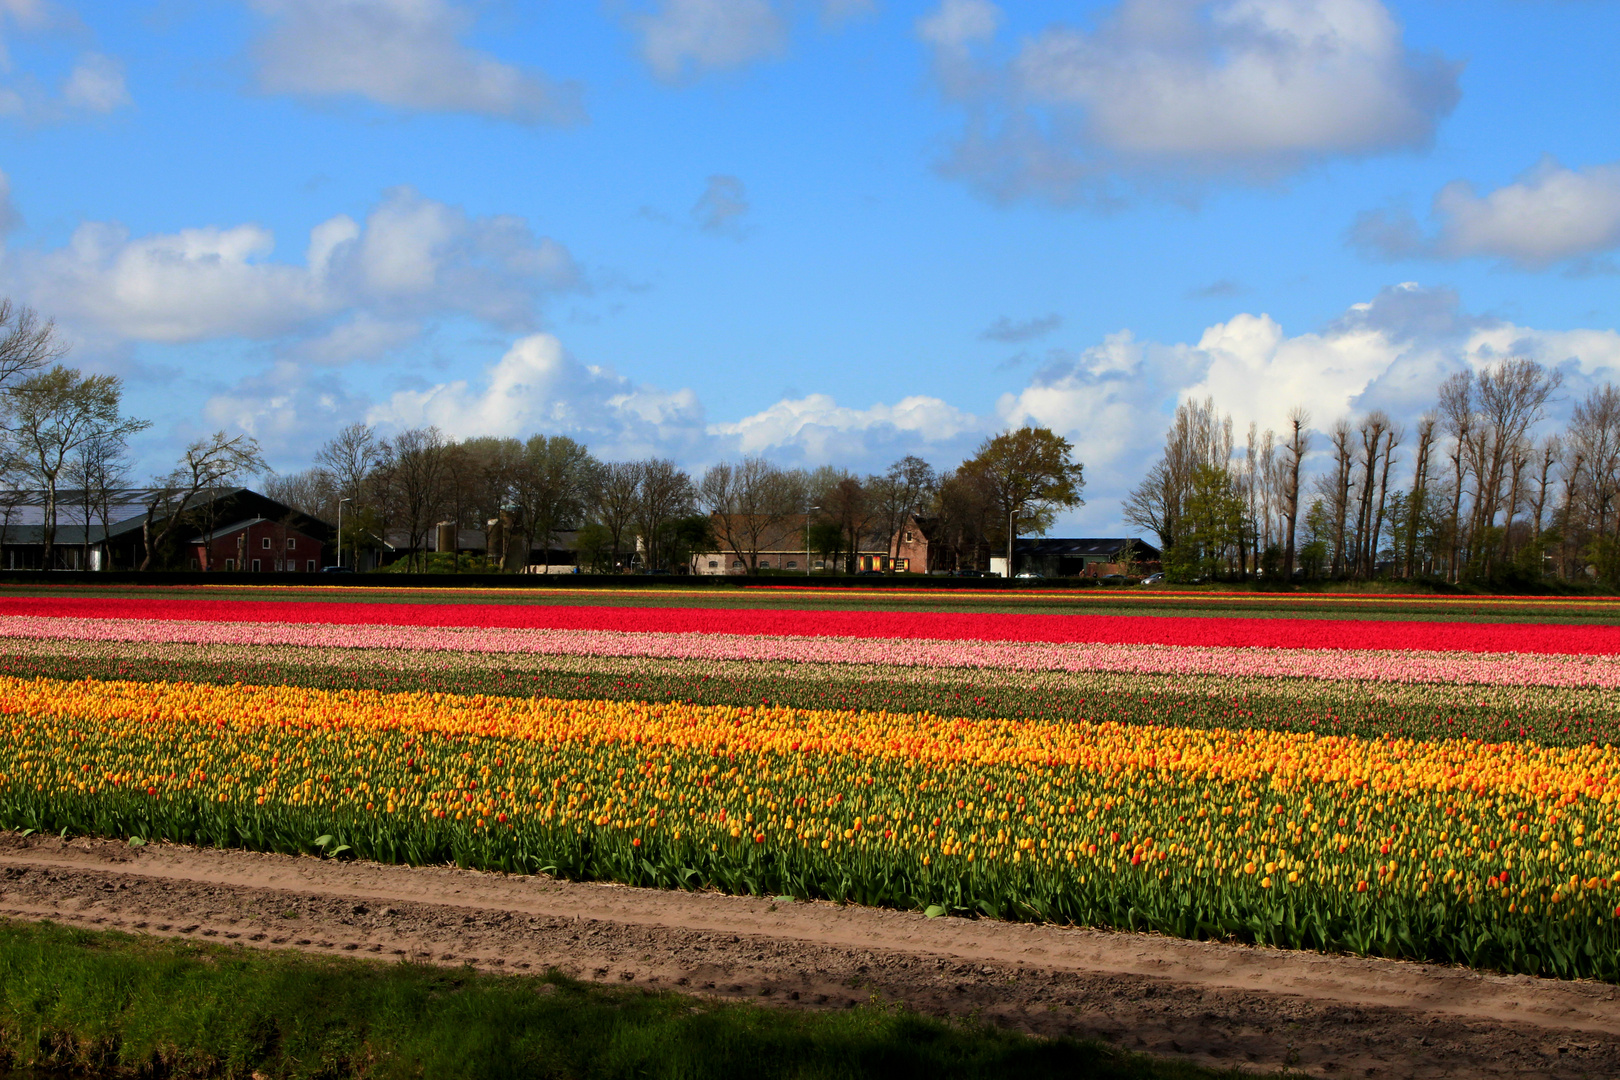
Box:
711 393 980 463
0 4 133 123
61 52 129 112
366 333 708 459
634 0 786 82
200 282 1620 521
1352 157 1620 269
3 185 581 348
921 0 1460 204
247 0 583 125
980 312 1061 343
692 174 750 234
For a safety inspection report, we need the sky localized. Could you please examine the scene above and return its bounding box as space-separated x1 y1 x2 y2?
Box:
0 0 1617 534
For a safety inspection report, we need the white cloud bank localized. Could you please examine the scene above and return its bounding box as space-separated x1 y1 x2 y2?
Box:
1354 157 1620 270
247 0 583 124
920 0 1460 203
3 186 581 348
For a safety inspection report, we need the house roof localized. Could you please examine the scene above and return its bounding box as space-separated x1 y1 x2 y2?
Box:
0 487 334 549
189 517 322 544
1014 537 1162 559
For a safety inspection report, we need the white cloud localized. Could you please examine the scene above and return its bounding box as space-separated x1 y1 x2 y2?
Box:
992 283 1620 527
711 393 980 462
3 186 581 348
247 0 583 125
1353 157 1620 269
0 4 132 123
204 359 370 449
367 333 707 458
916 0 998 49
0 166 19 233
61 52 129 112
634 0 786 82
923 0 1460 203
692 174 750 234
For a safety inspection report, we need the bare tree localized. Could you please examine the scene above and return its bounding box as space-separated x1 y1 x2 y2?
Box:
313 423 382 570
68 430 134 571
140 432 268 571
699 457 803 574
374 427 451 572
633 459 695 571
1437 371 1475 580
513 435 596 572
0 300 68 391
593 461 644 571
6 366 149 569
869 455 938 566
1404 415 1437 578
262 467 339 522
1280 408 1310 580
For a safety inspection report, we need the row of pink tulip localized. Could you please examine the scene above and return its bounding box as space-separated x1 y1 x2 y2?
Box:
3 614 1617 690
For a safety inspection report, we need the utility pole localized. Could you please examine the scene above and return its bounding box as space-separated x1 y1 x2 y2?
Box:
338 497 351 569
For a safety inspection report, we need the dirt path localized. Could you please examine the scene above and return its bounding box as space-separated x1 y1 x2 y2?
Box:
2 833 1617 1079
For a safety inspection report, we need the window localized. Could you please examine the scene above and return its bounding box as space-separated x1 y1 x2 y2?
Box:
190 558 200 570
261 537 271 549
786 560 797 569
307 560 316 572
732 559 744 569
759 560 771 569
251 559 261 572
814 560 825 569
287 538 297 550
707 560 718 569
905 531 913 543
224 559 235 571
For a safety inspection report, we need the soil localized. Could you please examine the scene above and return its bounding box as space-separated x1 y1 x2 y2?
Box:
2 832 1617 1079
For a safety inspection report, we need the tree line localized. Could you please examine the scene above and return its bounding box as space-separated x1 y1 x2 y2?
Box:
266 424 1086 574
0 302 268 571
1125 358 1620 586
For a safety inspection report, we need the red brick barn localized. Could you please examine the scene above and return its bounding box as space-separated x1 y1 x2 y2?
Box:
190 517 325 573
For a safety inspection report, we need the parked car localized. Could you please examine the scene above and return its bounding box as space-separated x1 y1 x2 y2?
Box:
950 569 985 577
1015 571 1043 580
1140 572 1164 584
321 565 355 574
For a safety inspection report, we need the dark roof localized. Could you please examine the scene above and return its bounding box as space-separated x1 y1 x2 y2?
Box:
189 517 324 544
1014 537 1162 559
905 515 941 540
0 487 334 548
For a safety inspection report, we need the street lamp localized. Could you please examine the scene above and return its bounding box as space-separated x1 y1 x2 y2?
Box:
805 505 820 576
338 497 352 569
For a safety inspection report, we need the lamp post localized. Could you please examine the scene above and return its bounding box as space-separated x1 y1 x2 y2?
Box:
805 505 820 576
1007 505 1015 580
338 497 352 569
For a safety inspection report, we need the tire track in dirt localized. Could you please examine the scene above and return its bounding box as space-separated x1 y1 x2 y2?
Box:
2 833 1617 1078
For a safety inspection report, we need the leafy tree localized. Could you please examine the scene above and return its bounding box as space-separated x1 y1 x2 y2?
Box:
5 365 149 568
961 427 1084 575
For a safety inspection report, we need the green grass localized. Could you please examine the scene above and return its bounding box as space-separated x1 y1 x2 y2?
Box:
0 920 1221 1080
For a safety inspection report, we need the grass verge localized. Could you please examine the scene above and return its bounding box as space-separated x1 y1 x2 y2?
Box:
0 920 1223 1080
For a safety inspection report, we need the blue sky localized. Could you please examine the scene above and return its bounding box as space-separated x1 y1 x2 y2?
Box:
1 0 1617 531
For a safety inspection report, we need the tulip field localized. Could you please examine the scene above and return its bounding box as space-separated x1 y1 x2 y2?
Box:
3 587 1620 982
